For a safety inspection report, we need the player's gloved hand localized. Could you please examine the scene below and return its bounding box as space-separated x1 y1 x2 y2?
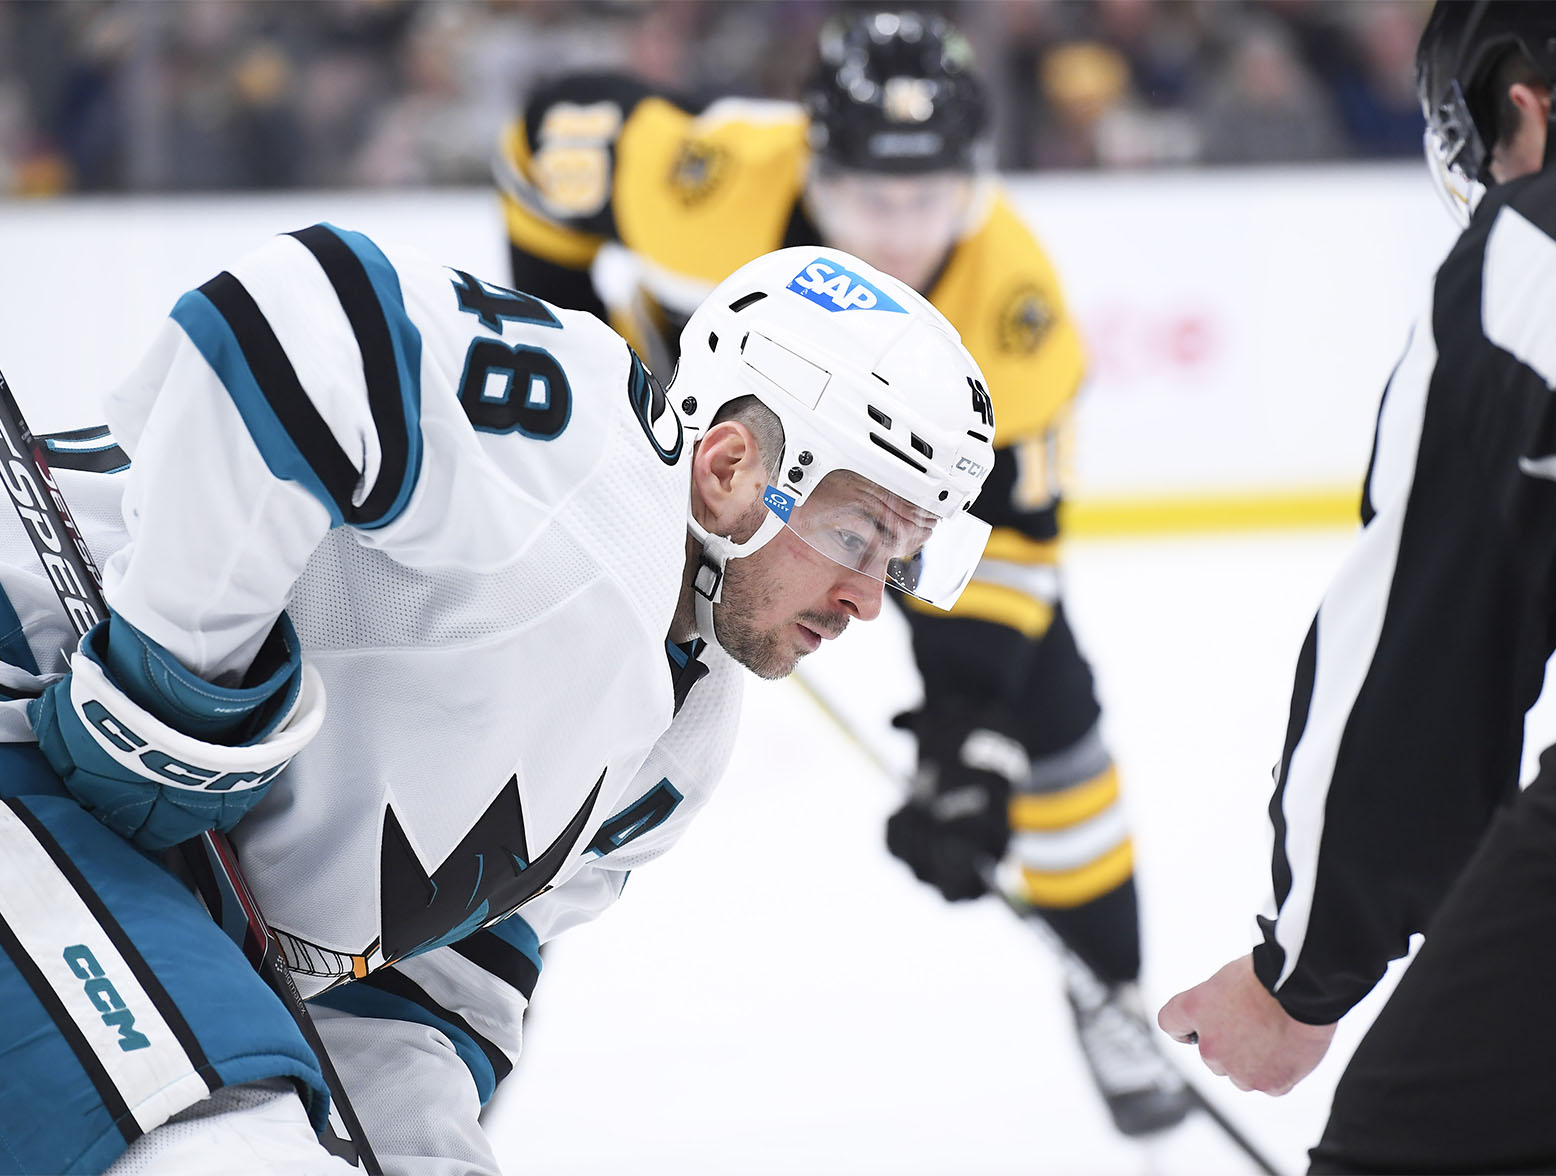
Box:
28 612 325 852
885 703 1029 901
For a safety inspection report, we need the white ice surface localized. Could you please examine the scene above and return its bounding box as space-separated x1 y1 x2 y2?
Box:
485 527 1556 1176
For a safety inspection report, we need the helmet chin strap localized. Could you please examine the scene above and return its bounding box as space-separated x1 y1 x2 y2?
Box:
686 506 787 653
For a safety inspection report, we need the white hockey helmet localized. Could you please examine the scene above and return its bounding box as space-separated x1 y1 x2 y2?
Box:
669 246 996 632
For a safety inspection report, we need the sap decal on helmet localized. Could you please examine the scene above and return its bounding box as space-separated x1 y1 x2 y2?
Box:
1416 0 1556 224
803 10 992 175
671 246 996 615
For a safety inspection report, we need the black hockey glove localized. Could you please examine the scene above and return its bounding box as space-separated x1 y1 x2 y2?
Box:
885 704 1030 902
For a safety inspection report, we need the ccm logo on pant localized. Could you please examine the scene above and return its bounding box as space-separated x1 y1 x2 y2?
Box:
63 944 150 1053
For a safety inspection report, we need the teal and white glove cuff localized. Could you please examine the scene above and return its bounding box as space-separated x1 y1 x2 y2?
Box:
100 611 308 745
64 631 325 793
27 614 326 850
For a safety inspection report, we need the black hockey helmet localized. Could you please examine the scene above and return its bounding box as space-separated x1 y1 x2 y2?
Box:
1416 0 1556 219
803 10 992 175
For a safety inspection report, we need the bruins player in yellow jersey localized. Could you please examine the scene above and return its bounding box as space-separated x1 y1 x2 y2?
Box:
494 10 1191 1137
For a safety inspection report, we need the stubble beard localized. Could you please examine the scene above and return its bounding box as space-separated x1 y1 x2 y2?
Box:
702 501 851 680
712 553 797 681
714 560 851 682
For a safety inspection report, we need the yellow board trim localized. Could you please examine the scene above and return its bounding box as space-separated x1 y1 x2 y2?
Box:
1061 487 1359 538
1009 766 1119 832
1017 840 1134 908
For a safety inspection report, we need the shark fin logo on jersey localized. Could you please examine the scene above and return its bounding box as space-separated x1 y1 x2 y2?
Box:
763 485 796 521
787 259 907 314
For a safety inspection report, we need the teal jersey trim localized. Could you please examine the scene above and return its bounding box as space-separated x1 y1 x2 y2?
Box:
311 224 424 530
170 288 346 527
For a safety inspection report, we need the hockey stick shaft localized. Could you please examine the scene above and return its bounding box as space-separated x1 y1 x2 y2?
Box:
0 369 382 1175
791 668 1285 1176
1000 891 1283 1176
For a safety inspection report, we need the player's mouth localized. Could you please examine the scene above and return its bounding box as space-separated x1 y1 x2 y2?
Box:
796 619 847 651
795 622 824 652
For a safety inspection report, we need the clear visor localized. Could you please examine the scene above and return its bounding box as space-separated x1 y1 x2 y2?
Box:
1423 124 1485 228
762 471 991 610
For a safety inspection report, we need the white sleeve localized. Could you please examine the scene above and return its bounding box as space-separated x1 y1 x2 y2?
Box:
102 227 420 681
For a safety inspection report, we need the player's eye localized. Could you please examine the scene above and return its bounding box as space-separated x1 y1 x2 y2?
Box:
834 529 869 557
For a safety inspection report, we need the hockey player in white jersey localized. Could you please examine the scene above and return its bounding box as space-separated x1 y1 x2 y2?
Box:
0 231 995 1174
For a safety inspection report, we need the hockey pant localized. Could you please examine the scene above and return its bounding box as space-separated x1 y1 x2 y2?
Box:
0 741 330 1175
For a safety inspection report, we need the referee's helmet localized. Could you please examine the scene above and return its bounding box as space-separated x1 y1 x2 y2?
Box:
1417 0 1556 222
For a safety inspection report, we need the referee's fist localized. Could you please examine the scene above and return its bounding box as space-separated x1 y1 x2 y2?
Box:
1158 953 1337 1095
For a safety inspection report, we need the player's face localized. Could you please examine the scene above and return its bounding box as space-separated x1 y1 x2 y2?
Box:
806 169 974 293
715 472 936 680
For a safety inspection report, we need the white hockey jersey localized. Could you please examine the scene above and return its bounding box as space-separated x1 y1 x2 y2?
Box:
0 224 743 1004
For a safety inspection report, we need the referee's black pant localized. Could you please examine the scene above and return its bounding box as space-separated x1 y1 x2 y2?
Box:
1310 745 1556 1175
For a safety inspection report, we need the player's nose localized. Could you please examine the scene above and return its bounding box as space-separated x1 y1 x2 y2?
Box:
834 567 883 622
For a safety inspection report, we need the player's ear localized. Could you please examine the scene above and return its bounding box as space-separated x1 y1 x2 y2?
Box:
690 421 768 538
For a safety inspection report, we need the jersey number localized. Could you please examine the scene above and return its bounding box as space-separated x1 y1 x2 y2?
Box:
586 778 683 857
458 339 571 439
450 270 572 439
532 101 622 218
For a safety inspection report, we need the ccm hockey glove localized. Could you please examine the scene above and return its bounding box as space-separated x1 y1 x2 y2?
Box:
28 612 324 852
885 702 1030 902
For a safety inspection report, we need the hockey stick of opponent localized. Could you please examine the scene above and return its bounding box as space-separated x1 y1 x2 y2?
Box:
791 668 1285 1176
0 368 383 1176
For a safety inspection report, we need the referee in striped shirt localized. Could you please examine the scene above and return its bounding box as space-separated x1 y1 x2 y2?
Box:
1159 3 1556 1171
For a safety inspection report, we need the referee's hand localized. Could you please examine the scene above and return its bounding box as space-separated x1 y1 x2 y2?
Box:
1158 953 1337 1095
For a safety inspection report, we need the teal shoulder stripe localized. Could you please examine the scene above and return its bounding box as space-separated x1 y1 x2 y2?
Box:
317 224 424 530
169 290 346 526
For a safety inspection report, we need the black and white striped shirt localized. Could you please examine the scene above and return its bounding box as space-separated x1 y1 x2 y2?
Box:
1254 161 1556 1024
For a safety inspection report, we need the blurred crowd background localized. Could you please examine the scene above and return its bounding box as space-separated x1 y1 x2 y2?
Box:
0 0 1429 196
